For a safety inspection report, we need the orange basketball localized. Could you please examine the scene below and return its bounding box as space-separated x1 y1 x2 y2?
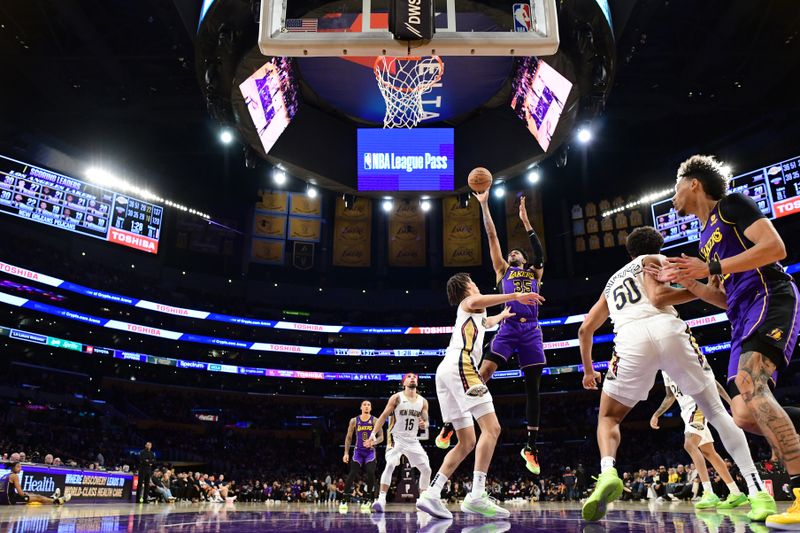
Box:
468 167 493 193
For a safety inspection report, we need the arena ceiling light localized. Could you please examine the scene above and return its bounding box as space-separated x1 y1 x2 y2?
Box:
420 198 431 212
86 167 211 220
273 169 287 186
493 184 506 198
219 129 234 145
526 169 541 184
602 187 674 218
576 126 592 144
306 185 318 198
382 198 394 212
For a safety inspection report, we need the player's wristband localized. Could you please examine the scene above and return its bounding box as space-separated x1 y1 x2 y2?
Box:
708 260 722 276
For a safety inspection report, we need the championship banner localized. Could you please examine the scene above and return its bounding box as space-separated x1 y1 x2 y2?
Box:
289 193 322 217
288 216 321 242
253 211 287 240
388 201 426 267
255 190 289 213
442 196 481 267
251 238 285 265
505 190 546 258
332 196 371 267
0 464 132 501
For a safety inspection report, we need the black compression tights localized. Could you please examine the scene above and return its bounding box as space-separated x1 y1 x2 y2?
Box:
344 460 377 502
524 365 543 428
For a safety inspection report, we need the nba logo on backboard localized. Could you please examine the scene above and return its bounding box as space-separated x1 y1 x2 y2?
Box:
363 153 372 170
513 3 532 32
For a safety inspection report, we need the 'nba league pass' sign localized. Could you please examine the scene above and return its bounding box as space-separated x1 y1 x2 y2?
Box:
357 128 454 191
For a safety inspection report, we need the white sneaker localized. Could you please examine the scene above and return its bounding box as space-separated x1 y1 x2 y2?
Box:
50 488 61 500
372 500 385 513
461 492 510 518
416 490 453 519
466 384 489 397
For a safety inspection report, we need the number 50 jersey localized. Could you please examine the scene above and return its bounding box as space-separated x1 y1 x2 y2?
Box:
603 254 679 332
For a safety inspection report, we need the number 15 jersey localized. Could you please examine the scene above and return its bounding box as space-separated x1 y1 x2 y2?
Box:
603 254 678 332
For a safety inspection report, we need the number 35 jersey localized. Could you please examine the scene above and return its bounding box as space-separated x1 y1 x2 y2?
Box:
603 254 678 332
499 266 539 324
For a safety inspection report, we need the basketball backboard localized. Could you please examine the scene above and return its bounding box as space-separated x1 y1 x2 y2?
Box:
258 0 559 57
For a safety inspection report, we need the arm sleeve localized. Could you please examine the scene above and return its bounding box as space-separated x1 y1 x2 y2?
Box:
719 193 765 233
527 230 545 269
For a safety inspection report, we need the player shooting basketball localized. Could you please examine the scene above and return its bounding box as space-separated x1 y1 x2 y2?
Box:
436 189 546 476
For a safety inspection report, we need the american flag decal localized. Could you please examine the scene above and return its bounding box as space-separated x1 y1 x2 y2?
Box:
285 18 318 32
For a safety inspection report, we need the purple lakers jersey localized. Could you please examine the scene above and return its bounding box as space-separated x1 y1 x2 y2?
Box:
698 194 790 309
498 266 540 322
355 415 375 451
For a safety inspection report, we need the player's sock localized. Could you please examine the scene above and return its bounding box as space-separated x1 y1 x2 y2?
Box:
703 482 714 495
526 428 538 449
727 482 742 495
600 456 615 473
471 471 487 497
428 472 448 498
784 406 800 433
378 491 387 503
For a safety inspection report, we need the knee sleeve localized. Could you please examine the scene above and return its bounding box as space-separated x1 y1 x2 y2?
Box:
380 462 397 487
417 463 432 490
524 365 542 428
692 385 757 477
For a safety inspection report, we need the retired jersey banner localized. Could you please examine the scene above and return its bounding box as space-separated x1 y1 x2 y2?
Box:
289 193 322 217
388 201 426 267
505 190 546 259
442 196 481 267
251 238 285 265
332 197 372 267
256 190 289 214
253 211 287 240
288 216 321 242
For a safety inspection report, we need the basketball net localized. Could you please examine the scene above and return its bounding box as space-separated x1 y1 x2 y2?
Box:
374 56 444 129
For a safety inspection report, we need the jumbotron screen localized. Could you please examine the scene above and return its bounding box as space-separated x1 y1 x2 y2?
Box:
652 154 800 250
0 154 163 253
510 58 573 152
239 57 299 155
357 128 454 191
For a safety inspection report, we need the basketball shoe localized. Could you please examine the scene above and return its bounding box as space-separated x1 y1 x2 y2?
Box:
747 491 777 521
435 427 454 449
461 492 510 518
582 468 623 521
520 446 540 475
765 488 800 528
716 492 748 509
694 492 720 509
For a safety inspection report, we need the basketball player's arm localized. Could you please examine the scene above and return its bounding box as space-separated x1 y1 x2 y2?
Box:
369 394 400 443
10 474 25 498
667 195 785 278
578 294 608 389
520 196 544 279
483 306 515 329
343 418 356 462
419 398 429 430
678 275 728 310
641 256 696 307
649 388 676 429
475 191 509 281
373 427 384 445
716 380 733 406
463 291 544 313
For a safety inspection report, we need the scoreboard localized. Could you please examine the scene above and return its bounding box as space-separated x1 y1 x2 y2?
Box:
652 154 800 250
0 155 162 254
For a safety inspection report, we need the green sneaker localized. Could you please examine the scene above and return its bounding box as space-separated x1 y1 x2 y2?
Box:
338 502 348 514
746 491 777 522
694 492 721 509
716 492 748 509
581 468 623 522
